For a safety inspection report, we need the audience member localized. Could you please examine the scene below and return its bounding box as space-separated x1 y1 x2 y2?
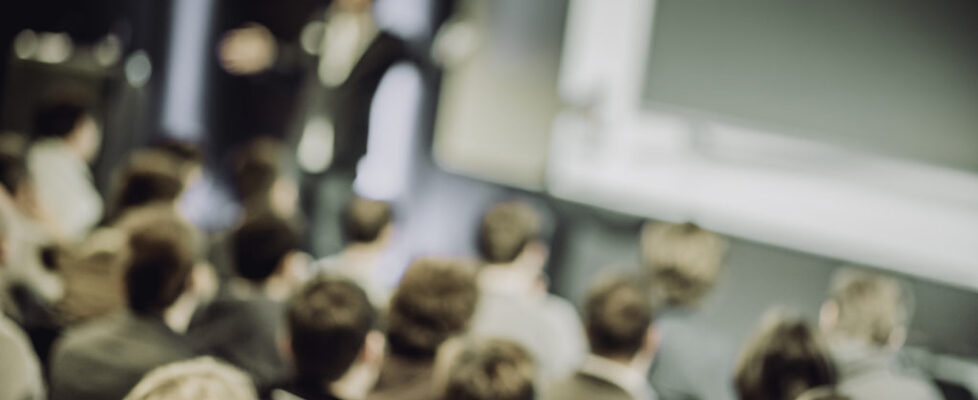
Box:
0 152 62 318
640 221 735 400
0 211 46 400
231 137 299 221
317 196 395 308
819 268 942 400
468 201 587 382
734 309 837 400
188 214 303 393
106 149 186 223
27 101 103 240
49 206 198 400
275 276 384 400
124 357 258 400
434 337 537 400
545 276 658 400
368 257 478 400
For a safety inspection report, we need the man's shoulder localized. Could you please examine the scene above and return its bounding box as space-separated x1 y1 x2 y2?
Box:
840 370 941 400
544 373 633 400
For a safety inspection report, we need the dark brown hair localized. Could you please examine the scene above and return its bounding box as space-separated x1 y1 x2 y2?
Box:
734 310 836 400
341 197 391 244
585 276 654 359
118 206 196 316
288 276 376 383
387 258 478 358
477 202 540 264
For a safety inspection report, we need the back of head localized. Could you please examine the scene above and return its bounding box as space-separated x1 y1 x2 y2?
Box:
110 150 185 220
478 202 541 264
640 221 728 308
116 205 196 316
32 101 88 139
825 268 910 347
149 140 203 183
232 213 300 282
123 357 258 400
388 258 478 359
440 338 536 400
231 137 283 207
585 276 655 360
734 310 836 400
288 276 376 383
342 197 391 244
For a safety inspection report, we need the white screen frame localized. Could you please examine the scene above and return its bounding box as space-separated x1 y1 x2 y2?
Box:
547 0 978 291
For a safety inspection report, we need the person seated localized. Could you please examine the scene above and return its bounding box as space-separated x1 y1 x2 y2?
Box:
0 211 46 400
105 149 187 223
734 309 840 400
468 201 586 382
188 213 303 393
368 257 478 400
434 337 537 400
545 276 659 400
274 276 384 400
26 100 103 240
207 137 300 284
0 152 61 322
57 153 202 326
819 268 942 400
640 221 735 400
49 206 199 400
124 357 258 400
316 196 395 308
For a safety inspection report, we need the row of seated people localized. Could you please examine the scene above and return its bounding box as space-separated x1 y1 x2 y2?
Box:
0 102 945 400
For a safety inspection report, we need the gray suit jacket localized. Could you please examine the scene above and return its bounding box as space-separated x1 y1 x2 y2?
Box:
647 313 738 400
831 340 943 400
50 311 196 400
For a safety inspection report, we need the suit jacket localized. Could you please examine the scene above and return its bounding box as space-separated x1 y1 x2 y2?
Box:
647 312 738 400
188 292 288 393
545 355 657 400
831 340 943 400
49 311 195 400
366 354 435 400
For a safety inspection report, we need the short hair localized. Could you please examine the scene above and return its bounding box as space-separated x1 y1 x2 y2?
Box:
342 197 391 243
585 276 655 359
0 152 28 195
288 276 376 383
734 310 836 400
826 268 911 346
123 356 258 400
110 150 185 220
231 138 282 204
150 140 203 166
640 222 728 308
117 206 196 315
32 101 89 139
387 258 478 358
477 202 541 264
232 214 300 282
441 338 536 400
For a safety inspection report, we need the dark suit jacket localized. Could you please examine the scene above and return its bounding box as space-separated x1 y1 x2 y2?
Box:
366 354 435 400
49 311 195 400
545 372 635 400
188 294 288 393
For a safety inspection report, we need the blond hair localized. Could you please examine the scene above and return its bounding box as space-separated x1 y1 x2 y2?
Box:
124 357 257 400
826 268 911 346
640 222 728 307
